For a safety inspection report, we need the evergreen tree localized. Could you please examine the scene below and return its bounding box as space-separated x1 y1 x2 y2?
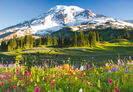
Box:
8 39 13 51
0 41 7 50
53 35 58 46
24 35 30 49
29 34 33 48
74 32 78 47
96 32 100 42
47 35 52 46
85 34 89 46
64 36 71 46
78 32 85 47
88 32 96 47
58 33 63 47
12 35 17 50
39 37 42 46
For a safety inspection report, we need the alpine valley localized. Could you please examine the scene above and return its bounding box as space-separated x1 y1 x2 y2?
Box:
0 5 133 40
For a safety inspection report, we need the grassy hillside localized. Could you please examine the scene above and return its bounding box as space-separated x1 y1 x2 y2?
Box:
0 39 133 65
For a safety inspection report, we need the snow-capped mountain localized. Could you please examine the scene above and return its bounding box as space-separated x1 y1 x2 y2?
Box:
124 20 133 24
0 5 133 40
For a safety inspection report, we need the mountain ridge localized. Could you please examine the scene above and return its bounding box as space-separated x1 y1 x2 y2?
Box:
0 5 133 40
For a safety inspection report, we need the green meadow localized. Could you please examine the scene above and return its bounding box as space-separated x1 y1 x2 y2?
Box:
1 39 133 65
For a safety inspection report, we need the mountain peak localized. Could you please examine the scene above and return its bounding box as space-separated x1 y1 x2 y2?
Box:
49 5 84 12
1 5 133 40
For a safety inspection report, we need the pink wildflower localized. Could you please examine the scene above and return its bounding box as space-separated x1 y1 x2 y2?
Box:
47 76 49 79
35 87 40 92
51 81 54 86
27 79 30 82
13 86 16 89
3 76 6 79
115 87 119 92
83 80 87 83
108 78 113 83
89 83 93 86
7 88 10 92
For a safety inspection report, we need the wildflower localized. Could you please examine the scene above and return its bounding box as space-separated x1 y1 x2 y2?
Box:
6 75 10 79
0 77 1 80
51 81 54 86
47 76 49 79
3 76 6 79
79 88 83 92
20 76 23 79
107 70 110 75
35 87 40 92
108 79 113 83
111 68 117 72
27 79 30 82
9 79 11 83
83 80 87 83
114 87 119 92
1 81 4 86
89 83 93 86
11 72 14 75
7 88 10 92
79 77 82 79
117 60 121 65
27 72 29 76
125 69 129 73
3 72 6 75
13 86 16 89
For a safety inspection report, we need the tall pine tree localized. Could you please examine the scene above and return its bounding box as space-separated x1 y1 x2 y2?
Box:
53 35 58 46
74 32 78 47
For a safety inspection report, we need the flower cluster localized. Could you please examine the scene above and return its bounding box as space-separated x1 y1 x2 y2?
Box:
0 61 132 92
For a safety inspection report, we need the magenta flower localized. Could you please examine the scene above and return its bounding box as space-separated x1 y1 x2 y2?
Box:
20 76 23 79
27 72 29 76
115 87 119 92
35 87 40 92
89 83 93 86
13 86 16 89
0 77 1 80
6 75 10 79
27 79 30 82
83 80 87 83
108 79 113 83
3 72 6 75
51 81 54 86
9 79 11 83
3 76 6 79
47 76 49 79
7 88 10 92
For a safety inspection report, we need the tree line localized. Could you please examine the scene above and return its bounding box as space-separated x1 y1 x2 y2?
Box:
0 31 100 51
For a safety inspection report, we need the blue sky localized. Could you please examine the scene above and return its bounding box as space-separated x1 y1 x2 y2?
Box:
0 0 133 29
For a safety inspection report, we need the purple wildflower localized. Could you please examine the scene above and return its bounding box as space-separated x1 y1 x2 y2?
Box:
125 69 129 73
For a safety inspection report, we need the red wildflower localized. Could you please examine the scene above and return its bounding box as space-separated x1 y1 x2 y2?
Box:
1 81 4 86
